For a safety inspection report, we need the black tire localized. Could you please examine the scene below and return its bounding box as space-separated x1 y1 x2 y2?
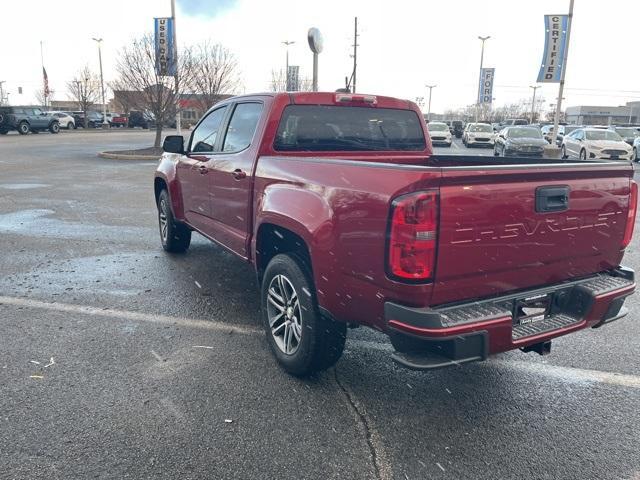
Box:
494 146 499 156
17 122 30 135
633 147 637 162
261 253 346 377
561 145 568 159
580 149 587 161
157 189 191 253
68 122 75 130
49 122 60 134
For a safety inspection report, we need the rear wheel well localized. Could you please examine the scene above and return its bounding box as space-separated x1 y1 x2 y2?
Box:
154 177 167 205
256 224 312 284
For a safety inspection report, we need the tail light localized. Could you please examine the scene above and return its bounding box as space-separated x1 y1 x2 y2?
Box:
388 190 438 281
335 93 377 105
622 180 638 248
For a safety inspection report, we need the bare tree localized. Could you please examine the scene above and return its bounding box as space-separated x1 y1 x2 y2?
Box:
269 69 313 92
111 34 196 147
188 42 241 111
66 66 101 127
35 88 56 108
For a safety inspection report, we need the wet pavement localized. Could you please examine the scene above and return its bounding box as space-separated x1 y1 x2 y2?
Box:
1 130 639 479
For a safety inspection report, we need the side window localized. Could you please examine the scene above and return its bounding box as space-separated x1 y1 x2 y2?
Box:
190 106 227 153
33 108 42 115
575 130 584 140
222 103 263 153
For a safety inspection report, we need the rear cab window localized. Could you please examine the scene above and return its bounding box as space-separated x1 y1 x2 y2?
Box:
274 105 425 152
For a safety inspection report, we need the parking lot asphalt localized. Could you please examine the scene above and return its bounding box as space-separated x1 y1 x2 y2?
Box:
1 130 639 480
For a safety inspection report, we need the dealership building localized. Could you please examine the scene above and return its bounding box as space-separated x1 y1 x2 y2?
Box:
565 101 640 125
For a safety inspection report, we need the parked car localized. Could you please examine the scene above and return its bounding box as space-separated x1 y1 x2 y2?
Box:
70 110 104 128
633 136 640 162
561 127 633 161
0 106 60 134
155 91 636 376
613 127 640 146
541 125 583 146
48 111 75 129
451 120 464 138
107 113 128 128
426 121 452 147
502 118 530 126
462 122 495 148
494 126 547 157
128 110 154 129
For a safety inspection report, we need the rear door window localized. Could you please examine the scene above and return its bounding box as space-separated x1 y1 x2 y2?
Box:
222 102 263 153
274 105 425 151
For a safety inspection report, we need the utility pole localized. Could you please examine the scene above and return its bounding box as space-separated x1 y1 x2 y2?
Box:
551 0 574 146
426 84 436 122
352 17 358 93
171 0 181 135
93 38 109 128
282 40 295 91
475 35 490 122
529 85 540 124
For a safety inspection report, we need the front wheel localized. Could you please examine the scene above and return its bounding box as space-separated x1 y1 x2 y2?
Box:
580 149 587 161
561 145 568 159
262 254 346 377
157 189 191 253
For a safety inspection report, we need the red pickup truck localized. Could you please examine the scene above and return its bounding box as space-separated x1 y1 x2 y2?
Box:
154 92 637 376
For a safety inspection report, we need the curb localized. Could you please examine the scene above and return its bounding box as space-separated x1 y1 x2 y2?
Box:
98 151 160 161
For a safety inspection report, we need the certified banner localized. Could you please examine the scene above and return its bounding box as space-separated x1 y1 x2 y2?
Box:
478 68 495 104
537 15 568 83
154 17 176 76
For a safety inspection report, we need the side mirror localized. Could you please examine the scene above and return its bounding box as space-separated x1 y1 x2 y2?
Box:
163 135 184 154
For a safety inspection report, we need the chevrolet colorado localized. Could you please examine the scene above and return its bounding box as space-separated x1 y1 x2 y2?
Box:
155 92 637 376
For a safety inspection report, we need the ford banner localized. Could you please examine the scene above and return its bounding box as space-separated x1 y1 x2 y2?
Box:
478 68 495 104
537 15 568 83
154 17 176 77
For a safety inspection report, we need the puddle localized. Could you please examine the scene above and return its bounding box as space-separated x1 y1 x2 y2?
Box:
0 209 150 242
0 183 50 190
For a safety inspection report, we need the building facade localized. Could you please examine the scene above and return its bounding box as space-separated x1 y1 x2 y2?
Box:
565 101 639 125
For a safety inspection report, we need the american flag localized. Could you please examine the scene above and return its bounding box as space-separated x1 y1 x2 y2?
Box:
42 67 49 96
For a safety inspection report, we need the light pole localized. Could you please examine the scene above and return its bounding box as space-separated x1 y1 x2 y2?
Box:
475 35 490 122
92 38 109 128
282 40 295 91
529 85 540 124
426 84 436 122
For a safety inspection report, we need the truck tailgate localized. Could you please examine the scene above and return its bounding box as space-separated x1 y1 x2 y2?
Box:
432 162 633 306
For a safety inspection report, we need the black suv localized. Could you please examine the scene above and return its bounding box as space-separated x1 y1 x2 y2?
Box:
70 110 104 128
128 110 156 129
0 106 60 135
451 120 464 138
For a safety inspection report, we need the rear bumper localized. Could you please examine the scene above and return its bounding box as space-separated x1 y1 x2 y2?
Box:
385 267 635 370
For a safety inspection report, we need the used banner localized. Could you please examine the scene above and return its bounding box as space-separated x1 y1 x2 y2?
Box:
478 68 495 104
537 15 568 83
154 17 176 76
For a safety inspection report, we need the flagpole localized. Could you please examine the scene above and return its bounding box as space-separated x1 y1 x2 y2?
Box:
551 0 574 146
40 40 47 108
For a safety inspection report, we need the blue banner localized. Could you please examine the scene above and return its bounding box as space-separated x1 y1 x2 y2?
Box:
154 17 176 76
537 15 568 83
478 68 495 104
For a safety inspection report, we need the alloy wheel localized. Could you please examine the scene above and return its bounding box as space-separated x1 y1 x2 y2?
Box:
158 198 168 242
266 274 302 355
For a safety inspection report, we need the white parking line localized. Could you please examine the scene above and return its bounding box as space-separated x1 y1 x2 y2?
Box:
0 295 261 335
3 296 640 389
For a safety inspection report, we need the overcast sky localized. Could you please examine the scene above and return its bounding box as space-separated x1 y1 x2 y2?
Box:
1 0 639 114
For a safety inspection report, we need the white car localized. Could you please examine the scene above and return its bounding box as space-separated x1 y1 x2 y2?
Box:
633 136 640 162
48 111 75 129
426 121 452 147
561 127 633 161
462 123 495 148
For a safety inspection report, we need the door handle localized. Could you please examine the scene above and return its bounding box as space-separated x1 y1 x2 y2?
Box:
198 165 208 175
232 169 247 180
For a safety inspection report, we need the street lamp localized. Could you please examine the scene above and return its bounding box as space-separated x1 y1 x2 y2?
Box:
92 37 109 128
425 84 437 122
529 85 540 124
475 35 490 122
282 40 295 91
